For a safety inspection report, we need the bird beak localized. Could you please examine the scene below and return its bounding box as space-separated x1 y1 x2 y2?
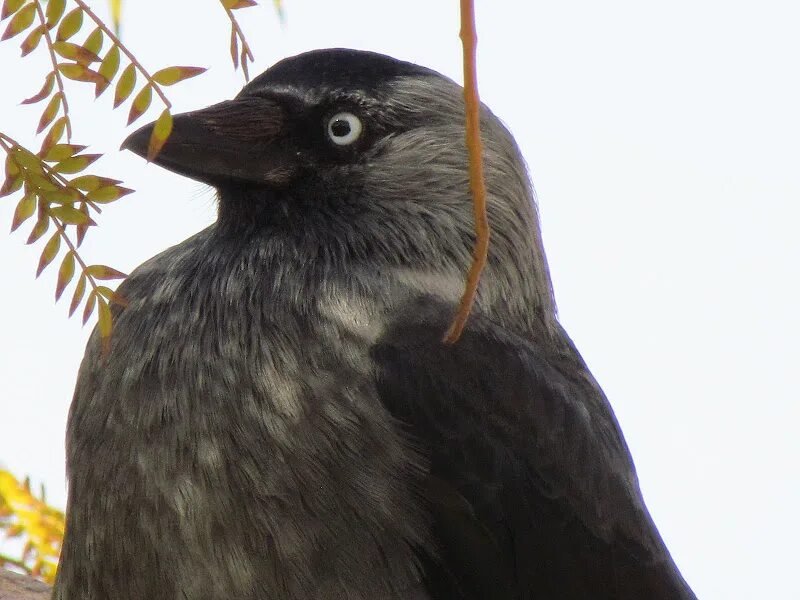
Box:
121 96 299 186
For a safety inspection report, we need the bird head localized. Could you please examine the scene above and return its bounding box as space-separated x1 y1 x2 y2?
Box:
123 48 556 324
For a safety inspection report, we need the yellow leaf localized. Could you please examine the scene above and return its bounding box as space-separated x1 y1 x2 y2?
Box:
82 26 103 59
76 203 90 245
82 289 97 324
10 192 36 231
36 92 61 133
96 285 128 307
85 264 126 280
68 273 86 314
57 62 106 85
96 45 119 96
21 72 55 104
126 84 151 125
56 251 75 300
1 2 35 41
108 0 121 34
41 116 68 153
151 65 206 86
147 109 172 160
56 6 82 41
45 0 66 27
19 22 43 55
98 298 112 342
53 41 100 63
4 152 19 178
1 0 27 20
36 232 61 277
0 171 23 197
42 143 85 162
54 153 101 174
222 0 257 8
113 63 136 108
50 205 91 224
41 187 80 203
68 178 117 197
68 174 102 191
86 184 133 202
11 147 44 174
26 216 50 245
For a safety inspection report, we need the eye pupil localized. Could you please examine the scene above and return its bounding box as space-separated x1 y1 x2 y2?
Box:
326 112 363 146
330 119 351 137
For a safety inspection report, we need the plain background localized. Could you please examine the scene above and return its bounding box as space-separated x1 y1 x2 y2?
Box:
1 2 798 598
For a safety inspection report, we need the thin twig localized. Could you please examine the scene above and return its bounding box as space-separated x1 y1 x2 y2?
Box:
444 0 490 344
73 0 172 109
33 0 72 140
224 6 254 61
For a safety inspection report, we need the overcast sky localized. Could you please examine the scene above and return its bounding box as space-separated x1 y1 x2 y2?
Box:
1 1 798 598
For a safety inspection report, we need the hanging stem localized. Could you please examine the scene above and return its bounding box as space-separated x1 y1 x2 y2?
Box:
443 0 490 344
33 0 72 140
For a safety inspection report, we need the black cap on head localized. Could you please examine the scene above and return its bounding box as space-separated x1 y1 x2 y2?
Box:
245 48 437 93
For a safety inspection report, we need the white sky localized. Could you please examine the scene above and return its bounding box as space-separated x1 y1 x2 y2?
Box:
1 1 798 598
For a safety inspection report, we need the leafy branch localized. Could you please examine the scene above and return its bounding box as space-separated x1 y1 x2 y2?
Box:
0 470 64 584
0 132 128 345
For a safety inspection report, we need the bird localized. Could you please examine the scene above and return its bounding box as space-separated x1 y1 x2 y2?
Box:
53 48 698 600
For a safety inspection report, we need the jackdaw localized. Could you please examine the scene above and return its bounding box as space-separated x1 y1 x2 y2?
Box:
53 48 698 600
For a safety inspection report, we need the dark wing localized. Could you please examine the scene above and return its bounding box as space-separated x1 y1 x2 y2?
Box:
371 299 697 600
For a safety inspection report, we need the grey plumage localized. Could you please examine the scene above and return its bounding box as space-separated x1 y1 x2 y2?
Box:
53 49 696 599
